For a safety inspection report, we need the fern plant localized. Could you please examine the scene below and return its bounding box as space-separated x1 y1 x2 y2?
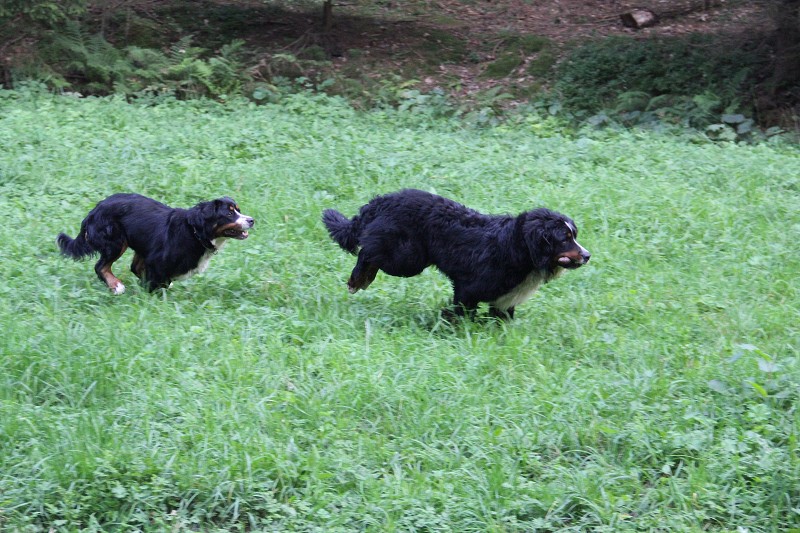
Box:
128 36 250 99
7 18 251 99
0 0 87 26
207 40 248 96
48 20 130 93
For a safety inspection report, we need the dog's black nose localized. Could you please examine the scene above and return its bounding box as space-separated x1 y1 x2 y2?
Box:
582 250 591 263
246 217 255 226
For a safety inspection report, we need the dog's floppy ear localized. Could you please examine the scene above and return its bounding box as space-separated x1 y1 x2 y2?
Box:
522 209 555 271
187 200 219 245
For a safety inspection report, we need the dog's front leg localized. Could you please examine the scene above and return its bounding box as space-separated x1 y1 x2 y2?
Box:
144 278 171 291
445 283 479 319
488 305 515 320
442 304 478 321
141 266 170 292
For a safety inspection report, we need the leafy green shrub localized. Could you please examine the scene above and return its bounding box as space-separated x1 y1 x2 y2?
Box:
555 34 767 125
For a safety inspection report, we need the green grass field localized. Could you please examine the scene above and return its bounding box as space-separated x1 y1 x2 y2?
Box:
1 89 799 531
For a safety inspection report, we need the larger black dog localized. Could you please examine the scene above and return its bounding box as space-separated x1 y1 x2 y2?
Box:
57 193 254 293
323 189 590 318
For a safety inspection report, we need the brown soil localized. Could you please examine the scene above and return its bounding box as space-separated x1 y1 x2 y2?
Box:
0 0 777 106
241 0 775 99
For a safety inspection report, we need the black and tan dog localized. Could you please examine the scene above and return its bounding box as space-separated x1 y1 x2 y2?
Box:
57 193 254 293
323 188 589 319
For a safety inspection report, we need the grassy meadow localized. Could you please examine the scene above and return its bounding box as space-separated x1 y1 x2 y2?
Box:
1 89 799 531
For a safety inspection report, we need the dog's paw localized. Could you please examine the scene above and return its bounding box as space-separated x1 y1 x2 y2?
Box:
440 307 462 322
111 282 126 295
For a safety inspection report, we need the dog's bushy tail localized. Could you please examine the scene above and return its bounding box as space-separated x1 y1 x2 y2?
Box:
322 209 359 254
57 224 95 260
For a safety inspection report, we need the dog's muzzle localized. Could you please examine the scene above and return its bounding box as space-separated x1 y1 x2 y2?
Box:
222 215 255 239
557 247 591 268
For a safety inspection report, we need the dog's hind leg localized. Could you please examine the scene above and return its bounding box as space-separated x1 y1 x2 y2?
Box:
94 243 128 294
348 250 380 293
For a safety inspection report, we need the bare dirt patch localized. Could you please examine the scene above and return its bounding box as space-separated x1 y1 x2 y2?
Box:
232 0 774 99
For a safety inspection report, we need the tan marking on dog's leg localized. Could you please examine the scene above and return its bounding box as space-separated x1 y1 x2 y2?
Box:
99 266 126 294
99 244 128 294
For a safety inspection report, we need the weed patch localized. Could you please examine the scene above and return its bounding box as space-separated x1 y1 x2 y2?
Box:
0 91 798 530
481 51 522 78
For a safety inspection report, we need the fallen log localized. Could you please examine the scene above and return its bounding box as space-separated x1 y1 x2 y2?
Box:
620 9 659 29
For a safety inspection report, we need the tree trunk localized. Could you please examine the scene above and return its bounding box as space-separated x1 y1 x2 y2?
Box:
772 0 800 91
322 0 333 33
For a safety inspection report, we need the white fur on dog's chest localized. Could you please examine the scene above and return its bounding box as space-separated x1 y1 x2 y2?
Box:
491 268 563 311
174 239 227 281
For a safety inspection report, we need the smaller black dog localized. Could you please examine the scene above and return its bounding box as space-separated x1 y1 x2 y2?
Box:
57 193 254 293
323 189 590 319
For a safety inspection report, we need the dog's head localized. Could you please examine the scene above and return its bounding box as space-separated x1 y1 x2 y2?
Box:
188 197 255 245
521 208 590 272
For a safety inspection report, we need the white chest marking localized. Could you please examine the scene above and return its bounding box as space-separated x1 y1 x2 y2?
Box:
174 239 227 281
491 268 564 311
492 272 544 311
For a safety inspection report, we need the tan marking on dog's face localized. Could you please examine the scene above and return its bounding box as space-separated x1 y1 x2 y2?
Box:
555 220 590 269
214 204 254 240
